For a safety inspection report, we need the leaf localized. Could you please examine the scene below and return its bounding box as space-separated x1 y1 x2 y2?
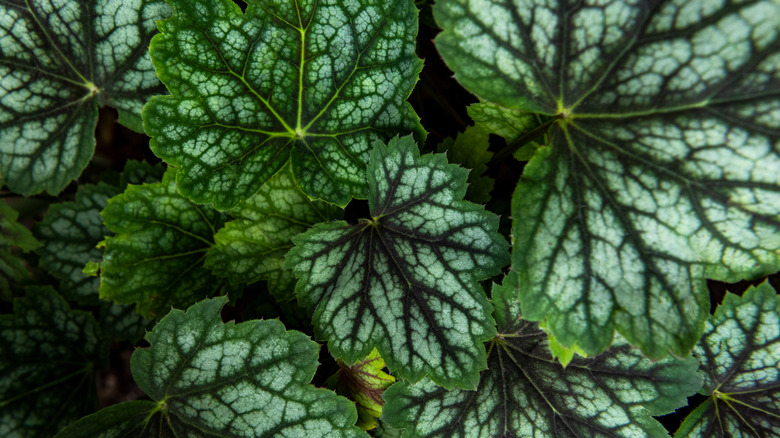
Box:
434 0 780 358
286 135 509 389
97 301 150 344
0 201 40 298
100 168 228 319
436 126 494 203
326 348 396 431
54 297 367 438
382 271 702 438
0 287 106 437
205 163 342 301
143 0 425 209
0 0 170 195
466 103 546 161
675 282 780 438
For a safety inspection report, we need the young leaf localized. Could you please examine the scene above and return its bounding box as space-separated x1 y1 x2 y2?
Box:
100 168 228 319
143 0 425 209
434 0 780 358
466 103 545 161
0 287 106 437
55 297 367 437
383 271 702 438
0 0 170 195
0 201 40 298
286 136 509 389
205 163 342 301
437 126 494 203
675 282 780 438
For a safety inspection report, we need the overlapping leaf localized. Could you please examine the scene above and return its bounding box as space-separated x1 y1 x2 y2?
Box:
467 103 545 161
436 126 493 203
205 163 341 301
0 201 39 298
0 0 170 195
286 136 509 389
675 282 780 438
434 0 780 358
54 296 367 438
100 168 228 319
0 287 106 437
383 271 702 438
144 0 425 209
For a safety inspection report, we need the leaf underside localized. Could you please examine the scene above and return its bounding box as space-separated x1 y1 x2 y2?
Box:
286 136 509 389
0 0 169 195
434 0 780 358
144 0 425 209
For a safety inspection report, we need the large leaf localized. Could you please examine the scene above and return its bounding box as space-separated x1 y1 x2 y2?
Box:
0 201 40 298
0 287 106 437
675 282 780 438
54 296 367 438
383 271 702 438
143 0 425 209
0 0 170 195
434 0 780 358
100 168 228 319
205 163 342 301
286 136 509 389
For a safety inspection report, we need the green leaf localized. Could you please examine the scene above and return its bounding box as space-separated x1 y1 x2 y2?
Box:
326 348 396 431
0 201 40 298
205 163 342 301
286 136 509 389
382 271 702 438
0 0 170 195
144 0 425 209
0 287 106 437
437 126 494 203
100 168 228 319
56 297 367 437
97 301 150 344
434 0 780 358
675 282 780 438
466 103 546 161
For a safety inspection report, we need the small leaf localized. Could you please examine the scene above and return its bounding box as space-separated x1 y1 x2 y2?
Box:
56 297 367 437
0 0 170 195
100 168 228 319
437 126 494 203
205 163 342 301
467 103 545 161
383 271 702 438
0 287 106 437
0 201 40 298
542 324 587 369
144 0 425 209
326 348 395 431
286 135 509 389
675 282 780 438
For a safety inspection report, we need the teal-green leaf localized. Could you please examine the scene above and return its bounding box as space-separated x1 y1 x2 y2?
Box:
383 271 702 438
0 287 106 437
675 282 780 438
143 0 425 209
436 126 494 203
100 168 228 319
205 163 342 301
434 0 780 358
286 136 509 389
0 201 40 298
0 0 170 195
57 297 367 437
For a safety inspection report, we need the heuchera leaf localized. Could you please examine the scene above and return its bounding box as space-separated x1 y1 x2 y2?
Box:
205 163 342 301
100 168 228 319
54 296 367 438
466 103 545 161
143 0 425 209
0 201 40 298
437 126 494 203
0 287 106 437
675 282 780 438
286 135 509 389
0 0 170 195
434 0 780 358
382 271 702 438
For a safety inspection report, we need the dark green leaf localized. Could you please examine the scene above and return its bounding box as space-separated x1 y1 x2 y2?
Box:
0 0 170 195
675 282 780 438
437 126 494 203
286 136 509 389
383 271 702 438
0 201 40 298
0 287 106 437
434 0 780 358
144 0 425 209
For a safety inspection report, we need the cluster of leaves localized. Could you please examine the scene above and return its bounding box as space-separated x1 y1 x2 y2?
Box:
1 0 779 437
